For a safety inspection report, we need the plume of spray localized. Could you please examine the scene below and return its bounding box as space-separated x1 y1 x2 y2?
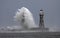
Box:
14 7 39 29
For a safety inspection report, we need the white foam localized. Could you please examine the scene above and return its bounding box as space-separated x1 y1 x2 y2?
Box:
14 7 39 29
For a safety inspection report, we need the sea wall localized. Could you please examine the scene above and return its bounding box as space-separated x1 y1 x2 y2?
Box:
0 32 60 38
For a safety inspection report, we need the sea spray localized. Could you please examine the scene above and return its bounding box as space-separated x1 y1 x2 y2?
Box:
14 7 39 29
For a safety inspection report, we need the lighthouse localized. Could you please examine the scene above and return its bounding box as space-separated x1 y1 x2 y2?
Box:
39 9 49 32
39 9 45 28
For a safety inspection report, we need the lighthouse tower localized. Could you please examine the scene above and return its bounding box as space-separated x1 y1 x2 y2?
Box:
39 9 45 28
39 9 49 32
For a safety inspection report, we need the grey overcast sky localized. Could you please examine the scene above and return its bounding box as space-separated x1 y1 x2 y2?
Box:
0 0 60 31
